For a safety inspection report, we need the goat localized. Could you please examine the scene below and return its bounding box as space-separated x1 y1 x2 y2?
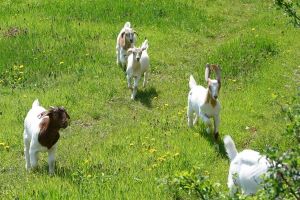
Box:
23 99 70 174
126 39 149 100
116 22 137 70
187 64 221 140
224 135 270 196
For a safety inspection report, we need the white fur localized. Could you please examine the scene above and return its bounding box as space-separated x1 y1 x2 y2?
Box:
224 135 270 196
187 75 221 136
126 39 150 100
23 99 57 174
116 22 137 69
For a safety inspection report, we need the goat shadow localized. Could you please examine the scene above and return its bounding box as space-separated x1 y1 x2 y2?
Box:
196 124 227 158
135 86 158 108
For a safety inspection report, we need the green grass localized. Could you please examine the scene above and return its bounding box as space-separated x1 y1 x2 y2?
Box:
0 0 299 199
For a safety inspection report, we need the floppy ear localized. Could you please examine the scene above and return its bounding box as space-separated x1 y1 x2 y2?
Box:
119 32 126 47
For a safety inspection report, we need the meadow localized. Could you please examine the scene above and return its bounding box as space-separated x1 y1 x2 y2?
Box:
0 0 299 199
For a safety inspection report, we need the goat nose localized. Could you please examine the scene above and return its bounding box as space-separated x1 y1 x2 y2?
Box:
214 95 218 99
130 39 133 43
136 58 140 61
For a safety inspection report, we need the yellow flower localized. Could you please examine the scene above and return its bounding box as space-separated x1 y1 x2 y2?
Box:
251 28 255 31
164 103 169 107
0 142 5 146
157 156 166 162
149 148 157 153
129 143 134 146
59 61 64 65
152 163 158 168
174 152 180 157
19 65 24 69
87 174 92 178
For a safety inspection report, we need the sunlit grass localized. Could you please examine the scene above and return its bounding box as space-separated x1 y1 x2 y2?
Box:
0 0 299 199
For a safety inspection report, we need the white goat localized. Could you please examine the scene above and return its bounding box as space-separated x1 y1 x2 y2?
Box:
224 135 270 196
187 64 221 140
23 99 70 174
116 22 137 70
126 39 150 100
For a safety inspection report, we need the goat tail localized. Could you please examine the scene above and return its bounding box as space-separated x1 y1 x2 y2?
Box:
189 75 197 89
224 135 238 161
32 99 40 108
124 22 131 28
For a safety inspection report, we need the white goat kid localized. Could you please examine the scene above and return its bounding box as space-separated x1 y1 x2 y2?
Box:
23 99 70 174
187 64 221 140
126 39 150 100
224 135 270 196
116 22 137 70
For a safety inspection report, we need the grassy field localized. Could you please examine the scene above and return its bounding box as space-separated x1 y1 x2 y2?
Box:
0 0 299 199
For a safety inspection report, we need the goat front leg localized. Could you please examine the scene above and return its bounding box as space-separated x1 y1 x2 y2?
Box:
213 115 220 140
48 148 56 175
24 135 30 170
200 113 212 134
131 76 140 100
29 148 38 171
126 74 131 89
187 104 194 127
143 71 148 88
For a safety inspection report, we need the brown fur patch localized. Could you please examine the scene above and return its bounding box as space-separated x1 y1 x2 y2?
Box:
205 90 217 108
38 117 60 149
37 107 70 149
119 32 131 50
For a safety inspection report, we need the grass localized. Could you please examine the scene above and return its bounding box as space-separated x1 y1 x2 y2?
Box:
0 0 299 199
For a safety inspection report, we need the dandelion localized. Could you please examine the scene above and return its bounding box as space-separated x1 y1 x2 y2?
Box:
164 103 168 107
19 65 24 69
174 152 180 157
251 28 255 31
153 96 157 100
232 79 237 82
149 148 157 153
129 143 134 146
87 174 92 178
157 156 166 162
0 142 5 146
152 163 158 168
59 61 64 65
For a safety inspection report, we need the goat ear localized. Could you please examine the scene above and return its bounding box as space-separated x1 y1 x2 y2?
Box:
205 63 211 82
119 32 125 48
127 48 133 53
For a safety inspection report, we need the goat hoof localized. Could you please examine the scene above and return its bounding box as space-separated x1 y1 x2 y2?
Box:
214 132 219 140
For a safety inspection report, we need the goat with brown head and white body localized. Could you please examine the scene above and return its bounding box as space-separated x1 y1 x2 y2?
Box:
23 99 70 174
116 22 138 70
126 39 150 100
187 64 221 140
